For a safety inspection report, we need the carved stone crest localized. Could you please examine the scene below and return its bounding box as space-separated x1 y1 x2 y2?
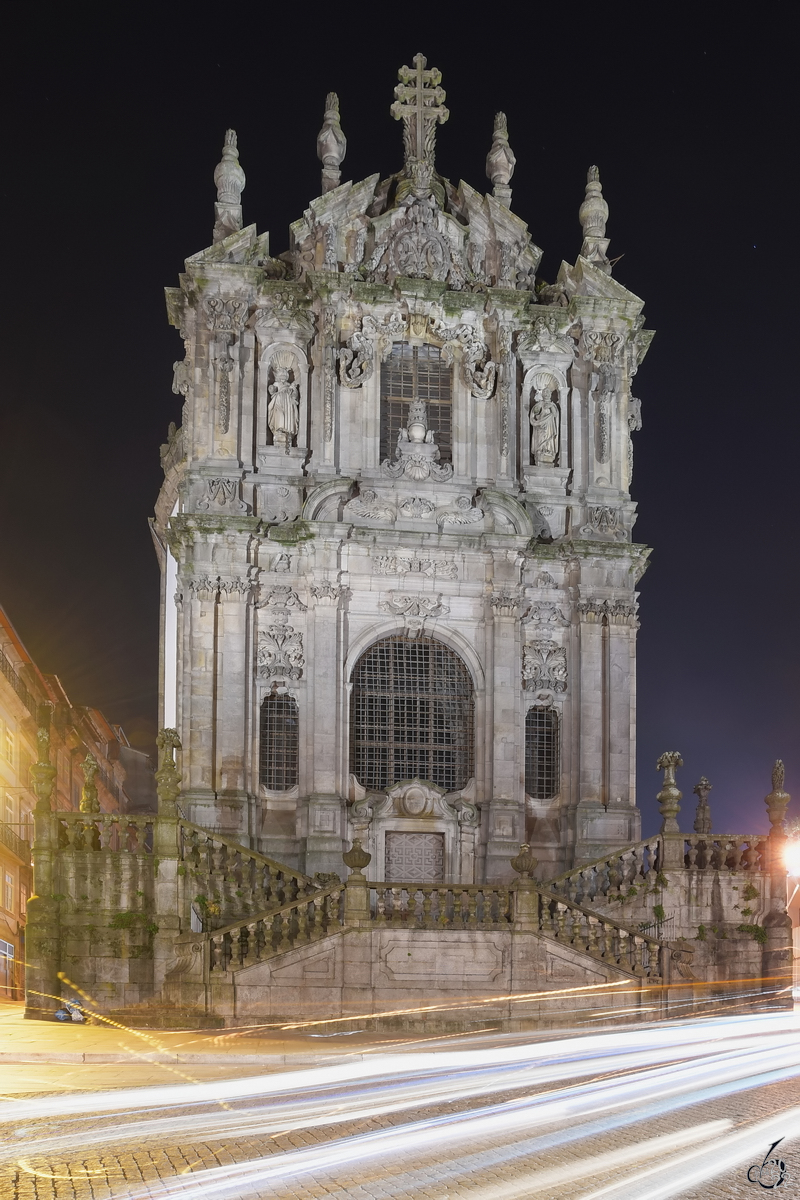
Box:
257 612 304 680
398 496 435 519
525 602 570 627
580 506 626 541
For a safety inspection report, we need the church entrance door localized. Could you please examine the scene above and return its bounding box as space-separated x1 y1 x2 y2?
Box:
385 831 445 883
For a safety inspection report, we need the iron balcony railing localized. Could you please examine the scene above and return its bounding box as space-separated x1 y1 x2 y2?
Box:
0 818 31 864
0 649 38 717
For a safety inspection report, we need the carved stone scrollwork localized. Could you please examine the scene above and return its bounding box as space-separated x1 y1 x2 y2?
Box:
338 311 406 388
582 329 624 366
322 307 336 442
580 506 626 541
522 640 568 693
398 496 435 519
344 488 396 522
196 477 247 513
491 591 520 616
254 292 316 343
518 315 574 357
498 326 513 460
525 602 570 627
437 495 483 525
218 577 252 602
172 358 191 396
627 396 642 487
204 296 249 334
257 612 305 681
378 593 450 619
260 585 307 612
216 351 233 433
373 553 458 579
441 324 496 400
310 581 346 605
577 598 638 627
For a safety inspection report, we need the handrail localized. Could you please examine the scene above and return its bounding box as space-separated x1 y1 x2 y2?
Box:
207 885 344 972
547 838 658 886
178 820 315 886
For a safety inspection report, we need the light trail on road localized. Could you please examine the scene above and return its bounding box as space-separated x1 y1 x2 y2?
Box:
3 1009 799 1198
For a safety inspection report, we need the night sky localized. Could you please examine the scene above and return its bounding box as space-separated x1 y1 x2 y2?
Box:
1 12 796 839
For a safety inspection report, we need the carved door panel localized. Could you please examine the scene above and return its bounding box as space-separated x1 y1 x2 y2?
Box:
385 831 445 883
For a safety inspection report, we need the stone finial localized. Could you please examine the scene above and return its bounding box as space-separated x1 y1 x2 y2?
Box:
765 759 790 834
692 776 712 835
390 53 449 195
486 112 516 209
579 165 611 272
510 843 538 879
155 727 182 816
212 129 245 244
317 92 347 194
342 838 371 878
79 752 100 814
656 751 683 833
30 705 56 813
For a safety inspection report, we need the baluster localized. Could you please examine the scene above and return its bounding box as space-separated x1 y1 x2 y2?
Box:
607 858 622 894
633 937 646 976
555 904 568 940
277 912 292 951
587 917 600 957
598 922 612 959
415 888 429 928
617 930 632 971
374 887 386 923
209 933 224 971
695 839 708 870
297 903 310 944
309 896 324 939
597 861 610 899
571 912 583 946
390 888 402 925
540 897 554 935
685 838 698 868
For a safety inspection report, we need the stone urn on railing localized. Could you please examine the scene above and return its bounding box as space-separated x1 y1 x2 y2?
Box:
656 751 684 868
343 839 372 927
510 843 539 928
155 728 182 819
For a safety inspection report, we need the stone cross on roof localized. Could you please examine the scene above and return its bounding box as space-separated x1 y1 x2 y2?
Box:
390 53 449 172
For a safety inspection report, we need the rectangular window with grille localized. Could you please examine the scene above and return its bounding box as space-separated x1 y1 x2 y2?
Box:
525 707 560 800
259 693 299 792
380 343 452 464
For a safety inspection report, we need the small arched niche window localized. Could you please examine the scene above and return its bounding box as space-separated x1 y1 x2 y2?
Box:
380 343 452 464
259 691 299 791
525 707 560 800
350 635 473 791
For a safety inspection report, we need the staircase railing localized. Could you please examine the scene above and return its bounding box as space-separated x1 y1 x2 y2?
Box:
204 879 666 980
208 885 344 972
683 834 767 871
178 820 318 926
547 838 661 905
55 811 155 852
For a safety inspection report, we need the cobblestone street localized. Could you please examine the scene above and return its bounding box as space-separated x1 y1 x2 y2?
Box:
3 1046 798 1198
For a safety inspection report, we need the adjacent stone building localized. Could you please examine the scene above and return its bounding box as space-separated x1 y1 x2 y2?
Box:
154 55 654 887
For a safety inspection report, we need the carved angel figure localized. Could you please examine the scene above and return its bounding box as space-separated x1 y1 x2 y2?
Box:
530 387 559 465
268 366 299 447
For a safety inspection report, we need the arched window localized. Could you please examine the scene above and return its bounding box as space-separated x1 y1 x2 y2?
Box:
259 692 299 791
350 635 473 791
525 707 560 800
380 343 452 464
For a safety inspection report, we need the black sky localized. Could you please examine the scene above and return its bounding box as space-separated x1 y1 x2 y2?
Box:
0 9 796 838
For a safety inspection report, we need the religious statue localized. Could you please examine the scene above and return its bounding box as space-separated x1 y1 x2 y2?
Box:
530 387 559 465
268 365 299 451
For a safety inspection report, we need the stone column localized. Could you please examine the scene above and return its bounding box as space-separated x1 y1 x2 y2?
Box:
305 579 345 876
24 711 60 1020
152 730 184 998
214 577 251 840
484 591 524 883
182 572 218 823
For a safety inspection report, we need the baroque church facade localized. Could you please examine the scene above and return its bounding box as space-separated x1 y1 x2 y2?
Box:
153 55 654 887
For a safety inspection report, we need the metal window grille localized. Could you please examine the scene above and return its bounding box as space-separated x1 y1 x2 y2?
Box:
525 707 560 800
380 343 452 464
259 693 299 791
350 636 473 791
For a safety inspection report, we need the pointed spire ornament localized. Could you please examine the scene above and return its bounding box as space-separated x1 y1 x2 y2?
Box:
486 112 516 209
317 92 347 194
212 129 246 244
579 165 611 271
692 776 712 835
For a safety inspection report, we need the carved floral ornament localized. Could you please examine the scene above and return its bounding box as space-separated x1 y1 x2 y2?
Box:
310 581 346 605
522 639 568 693
197 477 247 513
580 505 627 541
524 602 570 627
257 611 305 680
578 598 638 627
373 552 458 579
185 574 252 602
491 591 520 616
204 296 249 334
378 593 450 620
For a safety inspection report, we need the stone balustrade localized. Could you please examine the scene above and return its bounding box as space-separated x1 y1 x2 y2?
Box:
536 888 664 978
369 883 512 927
179 821 318 920
208 886 344 972
548 838 661 905
683 834 767 871
55 812 155 853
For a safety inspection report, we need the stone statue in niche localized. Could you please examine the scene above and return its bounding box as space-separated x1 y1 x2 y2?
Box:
268 352 300 452
530 386 559 465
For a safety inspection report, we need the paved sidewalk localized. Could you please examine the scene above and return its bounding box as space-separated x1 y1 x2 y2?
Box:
0 1001 425 1066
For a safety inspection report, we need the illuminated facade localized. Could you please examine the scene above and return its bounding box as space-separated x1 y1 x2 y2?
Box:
154 57 654 883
